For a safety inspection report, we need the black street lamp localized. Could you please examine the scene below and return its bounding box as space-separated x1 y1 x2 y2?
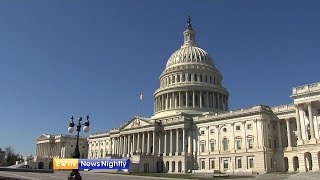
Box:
67 115 90 180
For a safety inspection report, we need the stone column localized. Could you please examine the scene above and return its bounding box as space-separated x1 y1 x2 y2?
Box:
294 104 303 144
142 132 145 155
162 94 164 110
182 128 185 155
213 92 216 109
128 136 131 155
152 131 156 155
147 132 150 155
307 102 316 141
217 93 220 109
137 133 140 154
167 94 170 110
170 129 173 155
188 129 191 154
242 121 247 151
164 130 167 156
192 91 195 108
172 92 175 109
132 133 136 154
186 91 188 107
215 125 220 153
176 129 179 155
277 120 283 149
286 118 292 149
206 92 209 108
193 128 197 155
179 91 181 108
200 91 203 108
254 120 259 148
231 123 235 151
158 132 162 155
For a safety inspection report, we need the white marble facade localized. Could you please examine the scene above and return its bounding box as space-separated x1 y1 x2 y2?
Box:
88 18 320 174
28 134 88 169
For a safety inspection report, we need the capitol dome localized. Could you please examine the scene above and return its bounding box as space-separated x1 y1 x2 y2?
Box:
166 46 214 68
152 16 229 118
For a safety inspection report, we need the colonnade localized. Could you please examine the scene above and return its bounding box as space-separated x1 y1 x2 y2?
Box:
36 142 62 158
154 91 228 112
110 128 192 157
160 73 221 88
281 101 319 149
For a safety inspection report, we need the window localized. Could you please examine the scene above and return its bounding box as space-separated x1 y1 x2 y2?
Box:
248 138 253 149
248 158 254 168
222 138 228 151
210 129 215 134
237 158 242 168
205 75 208 82
172 76 175 83
200 75 203 82
200 130 205 135
209 76 212 83
177 74 180 82
236 139 241 150
201 160 205 169
194 74 197 81
201 144 205 153
223 159 228 169
188 74 191 81
236 126 240 131
182 74 185 82
211 159 215 169
210 142 215 152
247 124 252 130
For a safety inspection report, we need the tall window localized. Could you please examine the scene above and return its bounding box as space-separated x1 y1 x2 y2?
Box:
210 142 215 152
194 74 197 81
248 138 253 149
201 144 205 153
222 138 228 151
237 158 242 168
211 159 215 169
201 160 205 169
223 159 228 169
249 158 254 168
188 74 192 81
177 74 180 82
200 75 203 82
236 139 242 150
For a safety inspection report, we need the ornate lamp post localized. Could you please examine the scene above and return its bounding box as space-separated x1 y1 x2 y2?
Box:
67 115 90 180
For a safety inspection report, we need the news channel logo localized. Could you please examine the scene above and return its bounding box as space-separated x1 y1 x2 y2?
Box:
53 158 130 170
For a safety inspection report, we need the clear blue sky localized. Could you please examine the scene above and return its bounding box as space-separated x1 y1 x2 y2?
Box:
0 0 319 156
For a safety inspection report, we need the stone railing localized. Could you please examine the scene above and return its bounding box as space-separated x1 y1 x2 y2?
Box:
271 104 295 113
195 105 271 121
292 82 320 95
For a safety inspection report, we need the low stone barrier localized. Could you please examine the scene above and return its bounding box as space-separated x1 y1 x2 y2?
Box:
0 167 54 173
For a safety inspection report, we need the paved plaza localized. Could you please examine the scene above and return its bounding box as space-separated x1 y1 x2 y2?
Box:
0 171 319 180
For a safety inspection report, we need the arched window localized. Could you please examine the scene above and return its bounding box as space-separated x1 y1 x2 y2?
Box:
222 138 228 151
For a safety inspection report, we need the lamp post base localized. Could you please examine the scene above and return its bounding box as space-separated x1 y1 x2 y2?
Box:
68 169 82 180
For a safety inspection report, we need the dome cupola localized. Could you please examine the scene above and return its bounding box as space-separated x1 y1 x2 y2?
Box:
152 16 229 118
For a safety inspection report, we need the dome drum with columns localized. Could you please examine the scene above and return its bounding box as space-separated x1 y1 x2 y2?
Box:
153 16 229 118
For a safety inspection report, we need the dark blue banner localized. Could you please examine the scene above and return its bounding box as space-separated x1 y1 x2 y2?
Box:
78 159 130 170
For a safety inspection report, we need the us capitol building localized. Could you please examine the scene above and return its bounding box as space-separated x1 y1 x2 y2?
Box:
88 17 320 174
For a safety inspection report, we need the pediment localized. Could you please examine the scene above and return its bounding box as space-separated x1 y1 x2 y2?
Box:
120 117 151 130
37 134 50 141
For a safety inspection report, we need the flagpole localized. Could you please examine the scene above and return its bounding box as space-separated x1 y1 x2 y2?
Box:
139 92 143 117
